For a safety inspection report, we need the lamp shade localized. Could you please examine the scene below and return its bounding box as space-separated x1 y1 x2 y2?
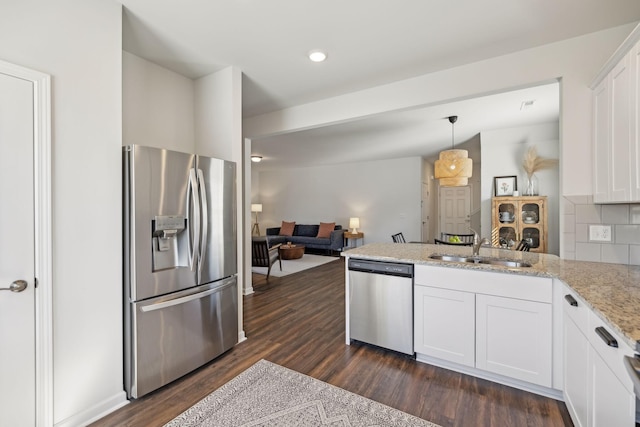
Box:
251 204 263 213
434 115 472 186
349 217 360 233
434 149 473 186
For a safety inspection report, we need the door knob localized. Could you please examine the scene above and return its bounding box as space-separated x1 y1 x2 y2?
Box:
1 280 28 292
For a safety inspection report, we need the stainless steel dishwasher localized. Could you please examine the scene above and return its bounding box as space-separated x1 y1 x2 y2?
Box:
348 258 414 355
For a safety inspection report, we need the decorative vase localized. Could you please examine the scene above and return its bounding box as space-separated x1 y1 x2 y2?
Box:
523 173 539 196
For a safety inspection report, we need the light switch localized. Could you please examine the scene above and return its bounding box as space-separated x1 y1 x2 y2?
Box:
589 225 612 242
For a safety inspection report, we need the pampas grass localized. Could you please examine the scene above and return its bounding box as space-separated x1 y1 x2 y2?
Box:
522 146 558 177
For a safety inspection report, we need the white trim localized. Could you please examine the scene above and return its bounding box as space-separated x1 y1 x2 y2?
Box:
0 59 53 427
590 22 640 89
53 391 128 427
416 353 564 401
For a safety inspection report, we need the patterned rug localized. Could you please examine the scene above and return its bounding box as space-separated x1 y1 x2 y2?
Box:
164 359 440 427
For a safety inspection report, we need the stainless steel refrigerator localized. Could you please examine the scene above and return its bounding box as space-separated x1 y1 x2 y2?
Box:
123 145 238 399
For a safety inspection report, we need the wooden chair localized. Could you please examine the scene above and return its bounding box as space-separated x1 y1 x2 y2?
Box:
252 238 282 279
391 232 406 243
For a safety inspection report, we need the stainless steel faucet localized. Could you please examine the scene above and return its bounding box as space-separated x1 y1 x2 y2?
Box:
470 228 490 256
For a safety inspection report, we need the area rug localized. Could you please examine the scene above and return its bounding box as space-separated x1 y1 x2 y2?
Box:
165 359 439 427
251 254 337 277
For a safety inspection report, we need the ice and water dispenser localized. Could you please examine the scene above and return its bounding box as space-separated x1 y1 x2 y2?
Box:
152 215 188 271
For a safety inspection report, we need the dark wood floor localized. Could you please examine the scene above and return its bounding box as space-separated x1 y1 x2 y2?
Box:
91 257 573 427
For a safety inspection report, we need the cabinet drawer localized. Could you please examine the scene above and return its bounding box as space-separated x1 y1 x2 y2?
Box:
562 287 589 337
588 310 635 391
415 264 551 303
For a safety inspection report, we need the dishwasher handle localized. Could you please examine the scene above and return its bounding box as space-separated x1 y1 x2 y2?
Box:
348 259 413 278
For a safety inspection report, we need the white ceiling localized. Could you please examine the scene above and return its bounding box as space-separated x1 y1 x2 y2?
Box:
120 0 640 167
251 82 559 170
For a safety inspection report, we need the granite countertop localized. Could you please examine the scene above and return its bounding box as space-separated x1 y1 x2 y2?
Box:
342 242 640 352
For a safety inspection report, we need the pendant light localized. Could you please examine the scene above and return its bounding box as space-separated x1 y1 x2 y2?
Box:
434 115 473 186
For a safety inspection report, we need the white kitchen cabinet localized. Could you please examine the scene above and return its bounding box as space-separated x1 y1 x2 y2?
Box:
562 286 636 427
592 33 640 203
414 285 475 367
590 348 635 427
633 40 640 200
413 265 553 391
562 290 590 427
476 294 552 387
593 78 610 203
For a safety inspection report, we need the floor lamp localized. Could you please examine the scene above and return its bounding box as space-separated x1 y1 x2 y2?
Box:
251 204 262 236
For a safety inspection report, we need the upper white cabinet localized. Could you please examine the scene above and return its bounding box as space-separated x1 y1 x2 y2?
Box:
592 26 640 203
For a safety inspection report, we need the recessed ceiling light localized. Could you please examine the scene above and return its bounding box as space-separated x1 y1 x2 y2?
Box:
251 155 262 163
308 49 327 62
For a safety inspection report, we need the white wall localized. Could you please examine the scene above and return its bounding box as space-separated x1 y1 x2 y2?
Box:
480 122 560 254
244 24 636 200
257 157 423 243
123 51 195 151
194 66 245 339
0 0 126 425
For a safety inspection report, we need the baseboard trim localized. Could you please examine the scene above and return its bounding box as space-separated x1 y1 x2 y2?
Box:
54 391 128 427
416 353 564 401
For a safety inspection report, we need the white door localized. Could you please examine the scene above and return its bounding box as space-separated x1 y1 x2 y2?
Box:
0 71 36 425
421 182 429 242
439 186 471 235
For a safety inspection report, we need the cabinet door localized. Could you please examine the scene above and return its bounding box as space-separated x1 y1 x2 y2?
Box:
590 348 636 427
476 294 552 387
563 312 589 427
414 285 475 367
610 54 632 202
632 41 640 201
593 78 610 203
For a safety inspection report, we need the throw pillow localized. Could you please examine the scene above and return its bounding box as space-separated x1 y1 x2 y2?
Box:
279 221 296 237
316 222 335 238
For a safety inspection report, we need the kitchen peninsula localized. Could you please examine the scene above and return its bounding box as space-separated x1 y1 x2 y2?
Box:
343 242 640 427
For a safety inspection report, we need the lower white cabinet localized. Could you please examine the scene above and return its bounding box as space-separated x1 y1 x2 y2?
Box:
414 266 553 389
563 312 589 427
414 286 475 367
590 348 635 427
476 294 552 387
562 286 636 427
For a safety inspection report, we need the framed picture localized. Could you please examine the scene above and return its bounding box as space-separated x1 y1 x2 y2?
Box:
494 176 517 197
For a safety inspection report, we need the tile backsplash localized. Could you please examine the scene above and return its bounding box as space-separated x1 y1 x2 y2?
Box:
563 196 640 265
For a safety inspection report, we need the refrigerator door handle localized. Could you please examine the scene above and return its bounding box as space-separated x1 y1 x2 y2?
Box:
197 168 208 273
187 168 200 271
140 279 236 312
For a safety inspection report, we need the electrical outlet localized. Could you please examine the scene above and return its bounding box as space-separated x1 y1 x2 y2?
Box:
589 225 612 242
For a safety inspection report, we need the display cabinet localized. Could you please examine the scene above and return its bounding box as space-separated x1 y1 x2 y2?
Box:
491 196 547 253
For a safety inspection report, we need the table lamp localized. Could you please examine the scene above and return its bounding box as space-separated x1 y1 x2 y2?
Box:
349 217 360 234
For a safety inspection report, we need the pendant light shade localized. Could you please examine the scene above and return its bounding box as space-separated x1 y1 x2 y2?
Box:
434 116 472 186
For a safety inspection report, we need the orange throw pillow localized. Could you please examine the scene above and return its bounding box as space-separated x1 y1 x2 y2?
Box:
316 222 335 238
279 221 296 236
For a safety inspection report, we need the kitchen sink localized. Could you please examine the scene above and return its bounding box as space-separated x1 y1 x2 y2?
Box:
428 254 531 268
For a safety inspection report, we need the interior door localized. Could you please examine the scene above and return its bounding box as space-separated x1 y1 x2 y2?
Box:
439 186 471 235
421 182 430 242
0 71 36 425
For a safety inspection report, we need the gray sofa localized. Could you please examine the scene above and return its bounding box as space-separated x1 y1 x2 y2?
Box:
266 224 344 255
